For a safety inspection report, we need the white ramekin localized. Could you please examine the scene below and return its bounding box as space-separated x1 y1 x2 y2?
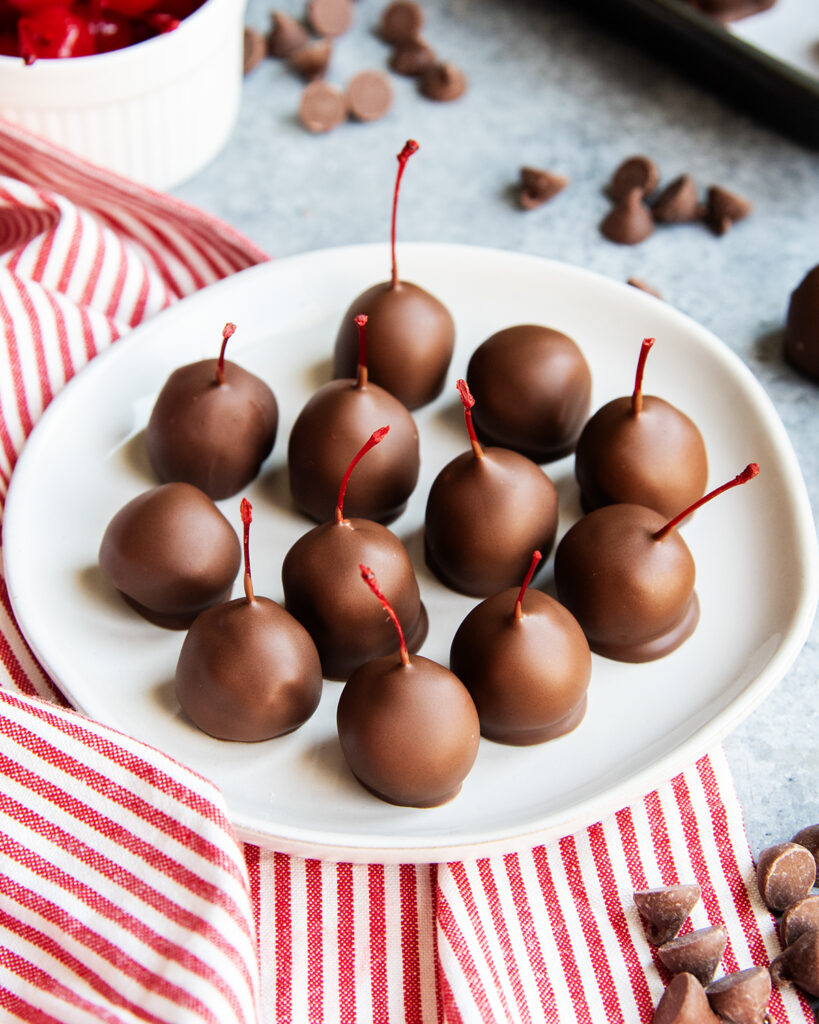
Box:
0 0 246 189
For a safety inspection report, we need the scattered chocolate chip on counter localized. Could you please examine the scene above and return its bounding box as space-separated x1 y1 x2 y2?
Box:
419 60 467 101
517 166 569 210
706 966 771 1024
346 69 394 122
771 929 819 997
783 266 819 381
243 27 266 74
609 154 659 201
657 925 728 988
268 10 310 58
379 0 424 44
652 174 705 224
306 0 354 37
389 37 436 76
289 38 333 81
298 80 348 133
627 277 663 299
792 823 819 872
601 188 654 245
652 972 720 1024
756 841 816 912
706 185 752 235
633 883 702 946
780 894 819 947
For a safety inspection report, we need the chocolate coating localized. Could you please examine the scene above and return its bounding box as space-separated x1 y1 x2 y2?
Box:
333 280 455 411
450 588 591 745
337 653 480 807
658 926 728 987
467 324 592 463
175 596 322 741
785 265 819 383
706 966 771 1023
574 395 708 519
288 379 420 524
145 358 278 501
555 504 699 662
653 973 720 1024
756 842 816 912
281 517 428 679
99 482 241 629
634 884 702 946
424 448 558 597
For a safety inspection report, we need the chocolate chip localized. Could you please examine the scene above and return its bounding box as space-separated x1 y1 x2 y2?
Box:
379 0 424 44
419 61 467 102
268 10 310 58
652 175 705 223
792 824 819 874
346 69 393 122
289 39 333 81
609 155 660 201
706 967 771 1024
306 0 353 38
601 188 655 245
706 185 752 235
628 277 663 299
518 166 569 209
389 37 436 76
634 883 701 946
781 895 819 947
771 929 819 997
243 26 266 74
658 925 728 987
298 81 348 133
653 972 721 1024
756 842 816 912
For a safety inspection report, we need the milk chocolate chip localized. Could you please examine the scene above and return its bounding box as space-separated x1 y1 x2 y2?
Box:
306 0 353 37
634 883 701 945
652 175 705 223
268 10 309 57
781 895 819 948
289 39 333 81
609 155 659 201
653 973 720 1024
601 188 655 245
756 841 816 912
518 166 569 210
299 81 347 133
346 69 393 122
792 822 819 871
389 38 436 76
658 925 728 987
784 268 819 383
706 185 752 235
420 61 467 101
243 27 266 74
379 0 423 44
771 929 819 997
706 966 771 1024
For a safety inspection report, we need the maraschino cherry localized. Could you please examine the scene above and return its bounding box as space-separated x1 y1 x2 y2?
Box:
146 322 278 501
282 427 428 679
333 140 455 411
574 337 708 518
336 564 480 807
174 499 322 742
450 550 592 745
288 314 420 523
554 463 759 662
424 379 558 596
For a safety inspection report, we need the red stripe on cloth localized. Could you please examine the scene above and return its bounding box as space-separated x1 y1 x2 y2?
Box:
27 203 57 285
586 821 654 1020
103 230 130 321
400 863 422 1022
337 862 356 1022
437 962 464 1024
0 584 63 703
644 788 679 886
244 844 260 942
368 864 388 1021
531 844 593 1024
305 859 324 1024
0 986 67 1024
129 258 152 327
78 304 101 362
78 220 106 309
436 887 497 1022
54 202 83 296
0 772 254 994
503 851 560 1022
0 615 39 698
429 863 444 1024
9 272 54 413
615 807 650 891
42 290 76 385
0 286 35 441
272 852 292 1022
476 857 532 1024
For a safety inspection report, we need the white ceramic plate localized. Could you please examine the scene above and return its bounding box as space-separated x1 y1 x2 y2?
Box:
5 243 817 863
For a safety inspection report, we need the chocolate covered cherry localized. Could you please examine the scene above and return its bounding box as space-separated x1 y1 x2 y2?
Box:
450 550 591 744
175 500 322 741
333 141 455 411
288 314 420 523
146 322 278 501
574 337 708 518
424 380 558 597
282 427 427 679
467 324 592 463
554 464 759 662
99 481 241 629
337 564 479 807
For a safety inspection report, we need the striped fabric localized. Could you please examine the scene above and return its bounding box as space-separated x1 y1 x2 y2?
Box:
0 120 809 1022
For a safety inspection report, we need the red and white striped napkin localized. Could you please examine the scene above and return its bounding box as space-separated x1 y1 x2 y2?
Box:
0 119 811 1023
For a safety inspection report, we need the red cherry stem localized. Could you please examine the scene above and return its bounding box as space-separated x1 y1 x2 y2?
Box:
336 426 390 523
457 379 483 459
355 314 368 388
514 550 542 620
359 563 409 666
653 463 760 541
216 322 237 386
240 497 255 602
631 337 654 417
391 140 419 288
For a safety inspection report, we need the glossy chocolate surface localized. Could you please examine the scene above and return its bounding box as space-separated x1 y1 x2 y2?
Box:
333 280 455 410
175 595 322 741
99 482 241 629
554 503 699 662
287 379 419 524
337 653 480 807
281 517 427 679
146 358 278 501
467 324 592 463
424 447 558 597
785 264 819 383
574 394 708 519
450 587 591 745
